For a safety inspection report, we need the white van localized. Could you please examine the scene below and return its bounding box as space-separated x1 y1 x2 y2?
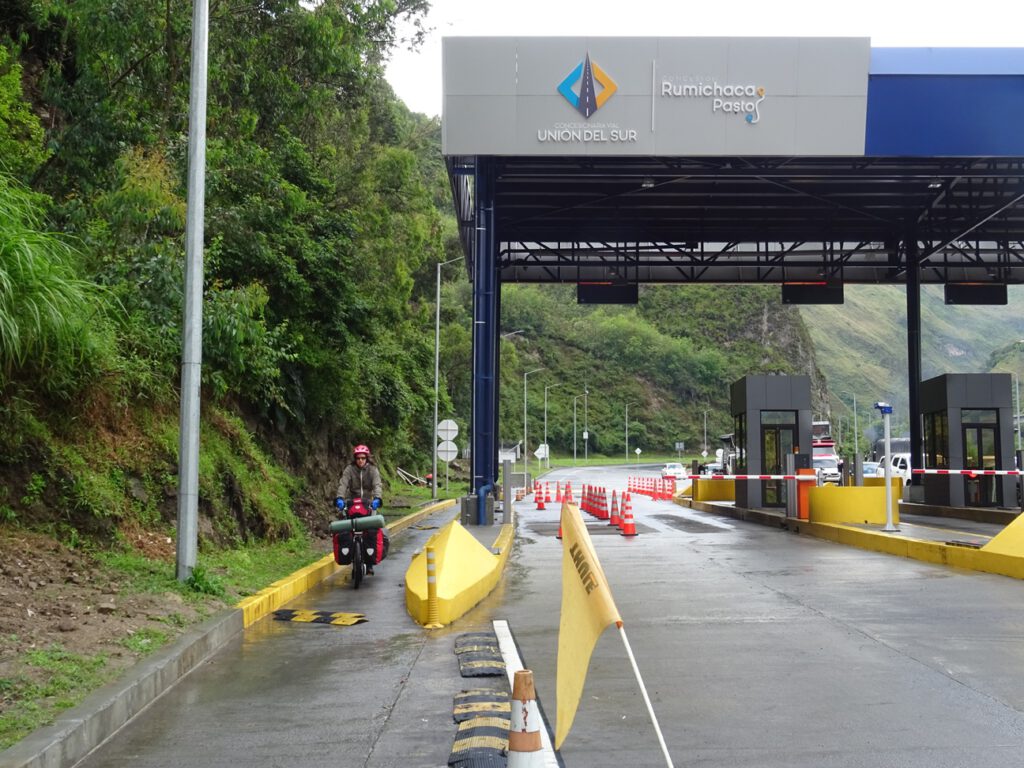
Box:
877 453 912 481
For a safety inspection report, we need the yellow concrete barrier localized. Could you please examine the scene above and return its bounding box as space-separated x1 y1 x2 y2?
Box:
692 478 735 502
808 482 900 526
405 519 513 627
982 510 1024 556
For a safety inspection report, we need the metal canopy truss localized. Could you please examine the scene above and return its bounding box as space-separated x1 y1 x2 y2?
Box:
447 155 1024 285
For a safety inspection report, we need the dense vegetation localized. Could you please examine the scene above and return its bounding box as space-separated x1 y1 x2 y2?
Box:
0 0 829 552
1 0 449 542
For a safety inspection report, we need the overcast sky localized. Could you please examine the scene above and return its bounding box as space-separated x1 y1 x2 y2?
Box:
385 0 1024 117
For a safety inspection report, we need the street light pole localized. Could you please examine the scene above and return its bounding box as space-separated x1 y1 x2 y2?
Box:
573 393 585 465
544 383 563 469
523 367 544 483
432 257 462 500
584 386 589 460
625 401 638 462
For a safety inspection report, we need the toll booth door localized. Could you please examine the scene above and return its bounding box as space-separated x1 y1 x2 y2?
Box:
762 426 795 507
964 425 1000 507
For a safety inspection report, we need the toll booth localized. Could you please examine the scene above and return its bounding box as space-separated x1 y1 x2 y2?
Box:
920 373 1015 508
731 375 814 509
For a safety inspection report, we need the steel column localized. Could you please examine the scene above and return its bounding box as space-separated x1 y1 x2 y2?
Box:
906 238 923 485
471 158 498 520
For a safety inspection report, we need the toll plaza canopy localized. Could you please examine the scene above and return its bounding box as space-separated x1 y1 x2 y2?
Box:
441 37 1024 511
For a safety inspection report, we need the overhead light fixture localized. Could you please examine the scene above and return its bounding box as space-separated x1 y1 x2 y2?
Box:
927 181 943 190
641 177 655 189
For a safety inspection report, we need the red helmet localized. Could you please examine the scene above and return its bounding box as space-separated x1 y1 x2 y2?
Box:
353 444 371 458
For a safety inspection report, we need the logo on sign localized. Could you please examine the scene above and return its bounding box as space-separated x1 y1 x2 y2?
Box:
557 53 617 118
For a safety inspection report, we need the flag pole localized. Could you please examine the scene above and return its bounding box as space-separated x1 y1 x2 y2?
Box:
617 623 675 768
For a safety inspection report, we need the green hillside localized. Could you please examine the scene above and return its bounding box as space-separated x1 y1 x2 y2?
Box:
801 285 1024 441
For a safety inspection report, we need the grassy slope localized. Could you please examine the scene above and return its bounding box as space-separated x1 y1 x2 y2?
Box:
801 285 1024 431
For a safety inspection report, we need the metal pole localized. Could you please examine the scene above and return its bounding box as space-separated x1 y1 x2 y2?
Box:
703 410 708 455
584 387 589 461
882 409 898 532
544 383 562 469
625 401 637 462
176 0 209 583
544 386 549 470
523 368 543 484
853 393 858 457
432 257 461 500
573 396 578 465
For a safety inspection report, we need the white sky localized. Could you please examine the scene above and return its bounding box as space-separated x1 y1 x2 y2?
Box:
385 0 1024 117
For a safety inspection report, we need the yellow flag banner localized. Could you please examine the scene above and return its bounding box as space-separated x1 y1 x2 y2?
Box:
555 501 623 750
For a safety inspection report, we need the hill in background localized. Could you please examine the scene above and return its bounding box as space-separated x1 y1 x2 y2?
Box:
801 285 1024 443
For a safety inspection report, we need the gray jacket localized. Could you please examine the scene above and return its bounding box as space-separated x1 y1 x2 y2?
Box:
335 461 383 502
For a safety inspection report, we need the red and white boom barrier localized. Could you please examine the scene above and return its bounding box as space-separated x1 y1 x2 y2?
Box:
913 468 1022 476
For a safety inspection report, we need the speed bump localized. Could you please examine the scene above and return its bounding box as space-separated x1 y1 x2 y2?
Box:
272 609 366 626
455 632 505 677
449 689 510 767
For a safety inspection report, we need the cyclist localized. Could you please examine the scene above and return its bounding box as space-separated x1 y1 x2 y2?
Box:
334 444 384 573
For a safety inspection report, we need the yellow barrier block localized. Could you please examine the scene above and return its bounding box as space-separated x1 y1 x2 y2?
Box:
808 484 899 526
692 478 735 502
405 520 513 627
981 510 1024 556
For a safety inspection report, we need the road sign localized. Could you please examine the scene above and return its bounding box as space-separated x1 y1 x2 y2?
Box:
701 449 708 458
437 440 458 462
583 431 589 440
438 419 459 440
675 441 685 451
634 448 642 455
534 443 549 459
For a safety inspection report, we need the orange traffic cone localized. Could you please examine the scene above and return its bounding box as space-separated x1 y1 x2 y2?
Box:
544 483 552 506
555 482 562 503
609 490 621 527
508 669 543 767
536 484 546 510
565 482 574 504
620 499 638 537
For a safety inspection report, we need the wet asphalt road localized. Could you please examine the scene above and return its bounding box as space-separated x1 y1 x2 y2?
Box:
79 464 1024 767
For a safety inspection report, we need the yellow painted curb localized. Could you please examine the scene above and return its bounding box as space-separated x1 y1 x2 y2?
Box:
674 496 1024 582
405 520 514 627
791 519 1024 581
236 499 457 627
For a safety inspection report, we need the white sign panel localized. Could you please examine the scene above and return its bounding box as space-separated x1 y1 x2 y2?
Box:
438 419 459 440
437 440 458 462
534 443 549 459
443 37 870 157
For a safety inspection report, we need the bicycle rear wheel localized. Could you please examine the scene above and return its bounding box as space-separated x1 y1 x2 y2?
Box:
351 537 363 589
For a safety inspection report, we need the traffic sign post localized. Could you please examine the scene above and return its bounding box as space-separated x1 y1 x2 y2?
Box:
437 424 458 492
634 447 642 465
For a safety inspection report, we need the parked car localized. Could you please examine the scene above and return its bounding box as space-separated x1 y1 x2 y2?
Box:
702 461 724 475
661 462 687 479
